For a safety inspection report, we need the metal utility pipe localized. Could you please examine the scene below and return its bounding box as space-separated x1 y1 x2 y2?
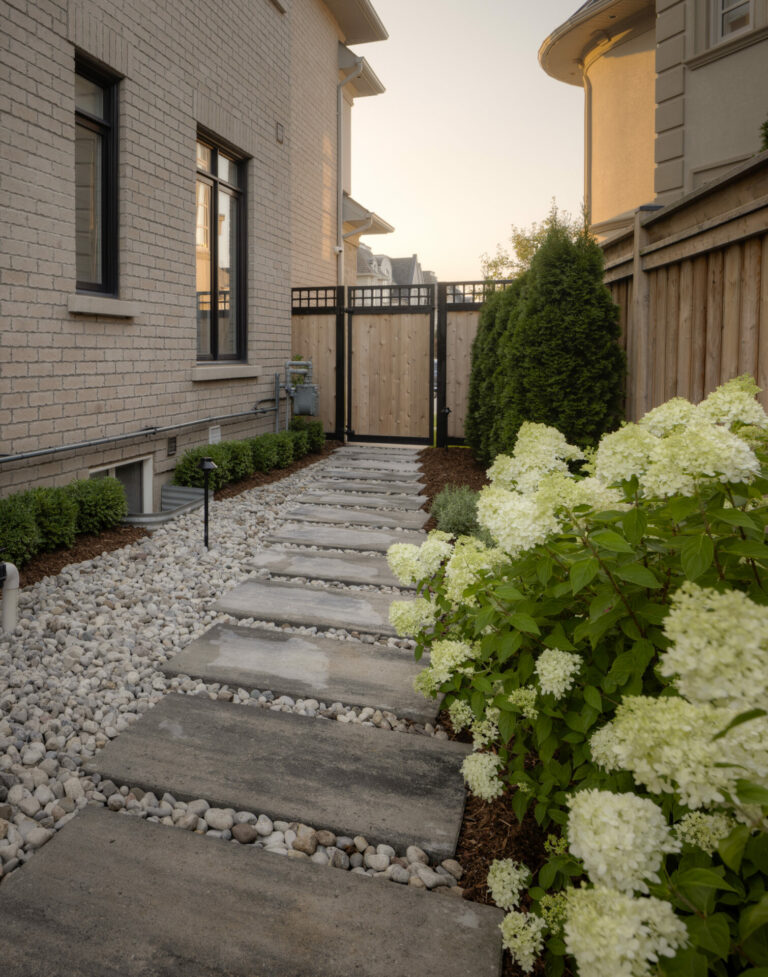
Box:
336 57 364 286
1 562 19 634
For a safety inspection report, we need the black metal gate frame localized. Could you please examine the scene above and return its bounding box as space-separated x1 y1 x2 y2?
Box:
291 280 511 447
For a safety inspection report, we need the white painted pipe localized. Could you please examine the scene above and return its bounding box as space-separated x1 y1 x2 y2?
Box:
1 562 19 634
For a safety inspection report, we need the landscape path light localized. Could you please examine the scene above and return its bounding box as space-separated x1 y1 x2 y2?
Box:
199 457 218 549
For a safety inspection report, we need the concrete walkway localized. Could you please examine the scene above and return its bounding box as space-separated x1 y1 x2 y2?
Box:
0 443 503 974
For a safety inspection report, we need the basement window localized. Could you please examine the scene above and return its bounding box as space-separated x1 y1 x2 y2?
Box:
89 456 153 514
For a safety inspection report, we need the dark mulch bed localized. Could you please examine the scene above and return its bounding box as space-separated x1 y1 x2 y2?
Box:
417 446 490 529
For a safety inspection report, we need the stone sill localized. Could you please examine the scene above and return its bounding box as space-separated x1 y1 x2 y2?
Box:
191 364 262 382
68 294 140 319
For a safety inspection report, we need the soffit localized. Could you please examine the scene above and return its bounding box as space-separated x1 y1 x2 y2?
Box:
539 0 652 85
324 0 388 44
343 193 394 235
339 43 385 97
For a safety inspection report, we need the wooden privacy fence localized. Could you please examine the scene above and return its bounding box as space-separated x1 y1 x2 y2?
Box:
602 154 768 419
291 281 510 444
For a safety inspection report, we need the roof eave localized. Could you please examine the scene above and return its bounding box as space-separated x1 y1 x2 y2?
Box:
324 0 388 44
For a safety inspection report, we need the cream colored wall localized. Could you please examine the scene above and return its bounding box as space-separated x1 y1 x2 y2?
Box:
684 39 768 190
585 26 657 227
288 0 343 288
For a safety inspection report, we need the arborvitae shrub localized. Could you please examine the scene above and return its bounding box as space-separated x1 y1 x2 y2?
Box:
465 288 508 463
430 485 487 539
288 428 310 459
289 417 325 452
65 478 127 533
0 492 41 566
249 436 279 473
505 225 625 448
172 444 231 490
261 432 294 468
32 486 78 551
221 440 254 481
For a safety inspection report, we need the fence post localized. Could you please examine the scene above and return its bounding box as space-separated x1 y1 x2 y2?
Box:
436 283 448 447
335 285 346 441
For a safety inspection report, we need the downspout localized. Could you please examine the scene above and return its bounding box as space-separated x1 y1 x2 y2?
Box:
337 58 364 286
343 215 374 240
1 562 19 634
580 59 593 224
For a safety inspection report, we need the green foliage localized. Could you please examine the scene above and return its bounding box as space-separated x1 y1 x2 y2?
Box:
468 212 626 461
31 486 78 551
288 428 310 459
172 444 232 490
261 431 294 468
289 416 325 452
65 477 127 534
480 201 582 279
430 485 485 539
0 492 41 566
221 440 254 482
248 436 279 473
761 113 768 152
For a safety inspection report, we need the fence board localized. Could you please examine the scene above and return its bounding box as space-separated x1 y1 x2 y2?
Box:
665 264 680 401
446 311 478 440
721 244 742 382
291 313 337 433
760 235 768 410
740 238 762 377
677 260 693 399
691 255 708 403
705 251 724 394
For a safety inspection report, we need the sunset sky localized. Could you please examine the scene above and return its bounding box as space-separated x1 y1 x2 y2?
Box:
350 0 586 280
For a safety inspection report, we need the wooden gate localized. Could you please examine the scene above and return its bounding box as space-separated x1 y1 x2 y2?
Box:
291 281 510 445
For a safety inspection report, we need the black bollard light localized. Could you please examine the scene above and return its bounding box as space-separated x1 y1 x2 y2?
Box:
199 457 218 548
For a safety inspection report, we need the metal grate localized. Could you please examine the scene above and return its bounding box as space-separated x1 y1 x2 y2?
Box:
291 287 340 313
348 284 434 311
443 280 513 307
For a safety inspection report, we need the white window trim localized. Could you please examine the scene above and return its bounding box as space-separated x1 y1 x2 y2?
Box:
89 454 153 513
711 0 753 46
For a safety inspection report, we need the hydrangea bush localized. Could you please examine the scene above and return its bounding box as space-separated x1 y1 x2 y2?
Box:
387 378 768 976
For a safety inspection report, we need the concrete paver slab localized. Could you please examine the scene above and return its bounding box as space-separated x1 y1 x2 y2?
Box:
268 523 425 553
0 806 503 977
163 622 436 722
335 448 422 461
285 504 429 531
87 694 471 860
323 467 423 482
216 578 402 634
328 458 422 473
246 548 410 588
298 490 426 510
313 478 425 495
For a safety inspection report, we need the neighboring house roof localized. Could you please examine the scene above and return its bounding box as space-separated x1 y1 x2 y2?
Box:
339 43 385 97
389 256 419 286
324 0 388 44
539 0 652 84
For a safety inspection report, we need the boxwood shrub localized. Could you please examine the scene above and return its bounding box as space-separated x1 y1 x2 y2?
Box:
288 428 309 459
289 417 325 453
222 440 254 481
248 436 279 473
261 431 294 468
0 492 41 566
32 486 78 551
65 477 128 534
172 444 231 490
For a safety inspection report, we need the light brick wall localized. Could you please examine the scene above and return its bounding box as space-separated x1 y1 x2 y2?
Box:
0 0 341 507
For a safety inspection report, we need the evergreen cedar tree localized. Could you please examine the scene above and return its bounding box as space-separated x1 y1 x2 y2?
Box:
466 224 626 463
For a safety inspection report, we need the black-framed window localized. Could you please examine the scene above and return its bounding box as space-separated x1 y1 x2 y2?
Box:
75 60 118 293
196 138 246 360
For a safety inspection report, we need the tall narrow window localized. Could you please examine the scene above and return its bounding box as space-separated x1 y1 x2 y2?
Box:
196 138 246 360
75 61 117 292
713 0 752 42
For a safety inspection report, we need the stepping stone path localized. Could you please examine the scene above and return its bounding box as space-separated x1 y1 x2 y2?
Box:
0 444 504 974
162 622 435 721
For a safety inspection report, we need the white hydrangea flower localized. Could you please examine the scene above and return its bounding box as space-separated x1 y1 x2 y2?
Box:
539 892 568 932
444 535 507 606
388 597 437 637
471 707 500 749
508 687 538 720
461 751 504 802
638 397 698 437
487 858 532 911
499 912 546 973
564 886 688 977
488 422 584 495
386 543 426 587
418 531 455 575
590 695 768 809
428 639 476 686
536 472 627 518
697 376 768 430
660 582 768 711
567 789 680 894
674 812 737 854
593 423 658 485
447 699 474 732
476 486 561 557
535 648 582 699
639 420 760 497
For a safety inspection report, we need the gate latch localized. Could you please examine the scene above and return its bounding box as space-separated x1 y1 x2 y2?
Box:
441 406 452 415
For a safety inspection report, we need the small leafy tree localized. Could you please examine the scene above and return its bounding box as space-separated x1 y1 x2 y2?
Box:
480 201 581 279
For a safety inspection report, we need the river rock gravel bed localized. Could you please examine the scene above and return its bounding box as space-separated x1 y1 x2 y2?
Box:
0 454 456 889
